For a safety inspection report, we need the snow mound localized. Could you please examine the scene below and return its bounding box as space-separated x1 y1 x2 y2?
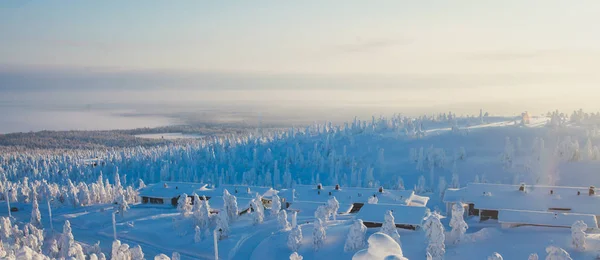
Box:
465 228 502 243
353 232 408 260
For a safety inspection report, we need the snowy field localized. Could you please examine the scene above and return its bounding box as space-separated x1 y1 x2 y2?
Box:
2 110 600 259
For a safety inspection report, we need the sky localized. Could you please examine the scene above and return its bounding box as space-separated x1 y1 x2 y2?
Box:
1 1 599 132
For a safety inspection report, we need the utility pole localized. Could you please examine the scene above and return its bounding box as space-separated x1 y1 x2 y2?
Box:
47 200 54 233
213 229 219 260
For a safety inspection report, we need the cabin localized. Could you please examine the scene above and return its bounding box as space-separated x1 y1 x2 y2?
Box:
443 183 600 228
138 182 278 214
279 184 429 214
354 203 429 230
138 182 211 206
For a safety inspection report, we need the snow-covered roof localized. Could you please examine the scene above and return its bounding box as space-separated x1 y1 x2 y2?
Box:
279 185 429 207
498 209 598 228
204 197 254 212
354 203 429 227
138 182 276 200
444 183 600 216
286 201 354 215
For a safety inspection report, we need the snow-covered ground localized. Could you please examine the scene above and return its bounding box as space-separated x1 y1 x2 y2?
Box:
3 111 600 259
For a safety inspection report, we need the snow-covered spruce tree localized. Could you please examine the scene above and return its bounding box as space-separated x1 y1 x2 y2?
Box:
172 252 181 260
223 189 238 223
396 177 405 190
290 252 303 260
194 226 202 243
313 219 326 251
571 220 587 251
315 205 330 223
251 194 264 225
344 219 367 252
424 213 445 260
501 137 514 169
112 240 122 260
30 197 42 228
278 210 291 231
528 253 539 260
545 246 573 260
154 253 171 260
415 175 426 194
287 225 303 252
327 196 340 221
449 203 468 245
116 193 129 217
216 211 230 240
131 245 145 260
487 252 503 260
271 194 282 216
381 210 401 246
59 220 76 259
177 193 191 216
438 177 447 199
198 197 211 229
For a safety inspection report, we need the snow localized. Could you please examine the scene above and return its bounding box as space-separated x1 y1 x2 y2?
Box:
354 204 429 227
498 209 598 228
352 232 407 260
280 185 429 207
444 183 600 216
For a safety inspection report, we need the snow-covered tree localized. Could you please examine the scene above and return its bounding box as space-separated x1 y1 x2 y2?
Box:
177 193 191 216
194 226 202 243
529 253 539 260
313 219 326 251
380 210 401 246
344 219 367 252
287 225 303 252
571 220 587 251
423 213 445 260
488 252 503 260
116 193 129 217
59 220 76 259
314 205 329 222
271 194 282 216
30 198 42 228
501 137 514 169
216 212 230 240
415 175 426 194
278 210 291 231
154 254 170 260
196 197 211 229
251 195 264 225
327 196 340 221
172 252 181 260
449 203 468 244
438 177 447 199
131 245 145 260
290 252 303 260
545 246 572 260
223 189 238 223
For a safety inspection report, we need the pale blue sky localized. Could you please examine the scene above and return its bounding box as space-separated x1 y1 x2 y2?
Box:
1 1 600 132
2 1 599 74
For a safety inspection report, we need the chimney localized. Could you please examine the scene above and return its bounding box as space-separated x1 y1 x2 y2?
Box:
519 183 525 192
317 183 323 190
335 184 340 190
589 186 596 196
378 186 384 193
